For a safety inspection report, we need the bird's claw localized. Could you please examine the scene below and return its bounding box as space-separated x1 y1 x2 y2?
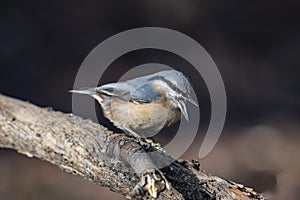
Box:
137 138 164 152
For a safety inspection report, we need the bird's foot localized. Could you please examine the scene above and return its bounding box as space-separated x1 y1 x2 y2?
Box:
137 138 164 151
145 138 164 151
137 138 151 149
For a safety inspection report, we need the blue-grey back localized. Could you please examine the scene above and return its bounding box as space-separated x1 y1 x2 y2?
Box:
97 70 191 103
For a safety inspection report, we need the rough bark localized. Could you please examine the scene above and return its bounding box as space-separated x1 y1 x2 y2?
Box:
0 94 265 200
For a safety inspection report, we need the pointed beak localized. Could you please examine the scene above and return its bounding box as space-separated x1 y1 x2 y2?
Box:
177 98 189 121
177 95 198 121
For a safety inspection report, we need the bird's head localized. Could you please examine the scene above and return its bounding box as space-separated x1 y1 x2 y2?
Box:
150 70 198 121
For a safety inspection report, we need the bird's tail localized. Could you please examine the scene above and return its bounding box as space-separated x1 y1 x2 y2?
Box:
69 88 106 106
69 87 97 95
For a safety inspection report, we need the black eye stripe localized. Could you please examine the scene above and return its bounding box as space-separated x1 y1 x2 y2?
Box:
149 75 188 97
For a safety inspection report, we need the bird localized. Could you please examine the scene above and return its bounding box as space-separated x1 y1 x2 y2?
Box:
70 70 198 139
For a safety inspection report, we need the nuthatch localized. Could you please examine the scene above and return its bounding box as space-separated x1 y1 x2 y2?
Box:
70 70 198 138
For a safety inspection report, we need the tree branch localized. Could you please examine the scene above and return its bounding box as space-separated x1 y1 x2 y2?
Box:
0 94 265 200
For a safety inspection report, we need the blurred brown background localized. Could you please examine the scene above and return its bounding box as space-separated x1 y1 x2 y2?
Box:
0 1 299 199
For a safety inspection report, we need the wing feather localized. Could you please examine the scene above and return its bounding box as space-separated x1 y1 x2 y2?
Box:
96 82 162 103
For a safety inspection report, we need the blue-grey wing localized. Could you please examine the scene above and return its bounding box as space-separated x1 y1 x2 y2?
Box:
96 82 162 103
130 82 162 103
96 83 131 98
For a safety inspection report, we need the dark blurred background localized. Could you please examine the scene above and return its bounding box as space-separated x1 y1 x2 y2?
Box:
1 1 299 199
